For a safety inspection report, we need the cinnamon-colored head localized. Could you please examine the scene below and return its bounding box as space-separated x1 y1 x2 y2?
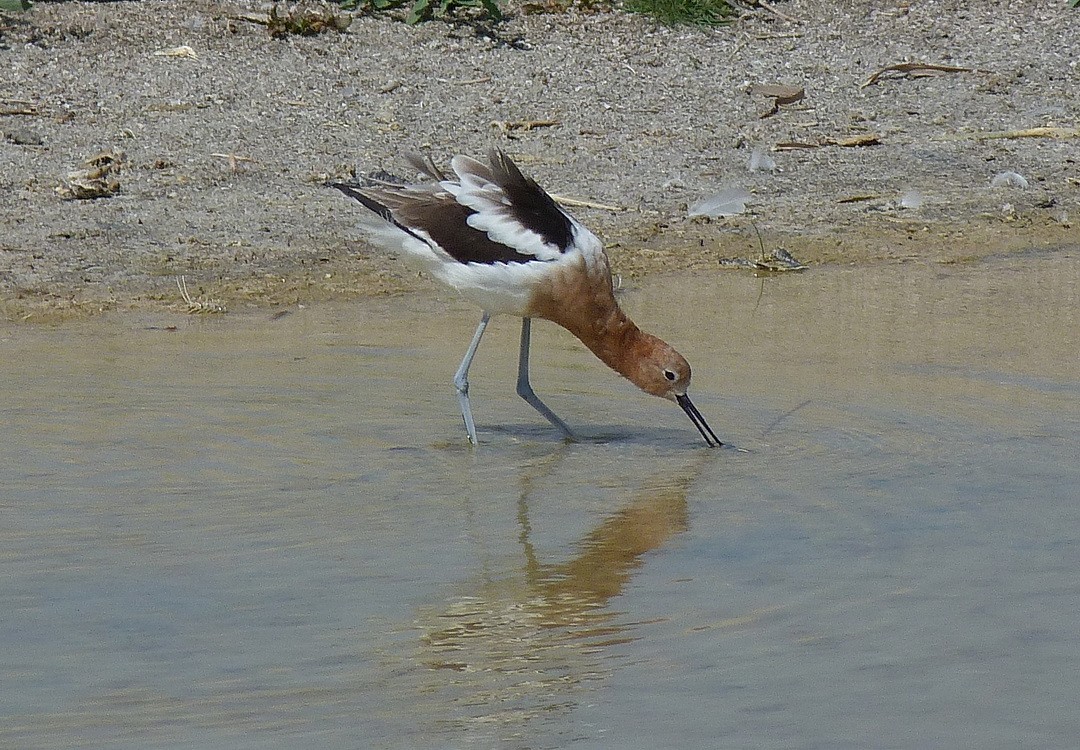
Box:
624 333 693 401
623 333 722 447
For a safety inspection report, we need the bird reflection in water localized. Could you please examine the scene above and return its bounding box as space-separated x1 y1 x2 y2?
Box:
409 454 708 740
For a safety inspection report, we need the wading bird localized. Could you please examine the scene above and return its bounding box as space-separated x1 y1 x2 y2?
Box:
331 150 720 446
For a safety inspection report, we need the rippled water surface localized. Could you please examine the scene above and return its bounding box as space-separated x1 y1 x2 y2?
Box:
3 252 1079 748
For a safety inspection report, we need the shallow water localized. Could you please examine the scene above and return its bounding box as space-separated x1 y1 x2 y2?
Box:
3 250 1079 749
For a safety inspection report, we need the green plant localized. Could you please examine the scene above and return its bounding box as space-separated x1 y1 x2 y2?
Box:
267 4 352 36
342 0 501 24
340 0 399 13
521 0 612 16
406 0 501 22
623 0 736 25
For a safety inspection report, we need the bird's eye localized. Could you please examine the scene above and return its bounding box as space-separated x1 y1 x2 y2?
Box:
663 369 677 382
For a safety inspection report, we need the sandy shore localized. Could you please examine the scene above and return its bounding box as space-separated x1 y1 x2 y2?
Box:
1 0 1077 321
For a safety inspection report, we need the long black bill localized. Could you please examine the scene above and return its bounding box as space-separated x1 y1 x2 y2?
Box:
676 393 723 447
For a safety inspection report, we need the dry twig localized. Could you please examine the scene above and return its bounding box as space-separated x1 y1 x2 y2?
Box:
774 133 881 150
755 0 798 23
153 45 198 59
1 98 38 116
491 119 560 133
861 62 990 88
549 193 626 212
934 126 1080 142
56 150 123 200
210 152 258 171
177 276 226 314
748 84 805 118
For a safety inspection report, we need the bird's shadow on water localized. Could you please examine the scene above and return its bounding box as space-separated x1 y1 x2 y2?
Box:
481 423 750 452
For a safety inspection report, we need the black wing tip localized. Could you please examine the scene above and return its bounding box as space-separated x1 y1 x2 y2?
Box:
404 152 448 182
327 182 397 224
487 148 527 184
327 181 363 197
481 148 575 252
327 182 375 209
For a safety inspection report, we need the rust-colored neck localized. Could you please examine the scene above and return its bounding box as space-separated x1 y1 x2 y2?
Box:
533 281 646 384
566 305 648 383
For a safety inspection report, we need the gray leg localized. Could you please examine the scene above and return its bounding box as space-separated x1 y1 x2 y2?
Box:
516 318 576 441
453 312 491 445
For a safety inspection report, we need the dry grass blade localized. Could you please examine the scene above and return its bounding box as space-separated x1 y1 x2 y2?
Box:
718 248 807 273
861 62 989 88
491 119 561 133
176 276 227 314
748 83 805 118
548 193 626 212
774 133 881 150
827 134 881 147
773 141 819 151
56 150 123 200
153 45 198 59
210 152 258 172
754 0 798 23
0 97 37 116
935 126 1080 142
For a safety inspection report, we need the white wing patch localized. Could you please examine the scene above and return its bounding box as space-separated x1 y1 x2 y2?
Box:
567 220 605 271
442 155 565 263
337 151 612 315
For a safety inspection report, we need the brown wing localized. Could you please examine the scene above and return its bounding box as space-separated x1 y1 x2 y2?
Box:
331 150 576 265
329 182 540 265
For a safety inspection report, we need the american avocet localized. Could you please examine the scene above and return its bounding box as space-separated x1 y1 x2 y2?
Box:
331 150 720 446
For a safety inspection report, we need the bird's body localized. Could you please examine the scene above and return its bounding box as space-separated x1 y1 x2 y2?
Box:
331 150 720 446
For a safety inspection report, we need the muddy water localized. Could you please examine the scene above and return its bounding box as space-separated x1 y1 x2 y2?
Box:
3 251 1079 748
